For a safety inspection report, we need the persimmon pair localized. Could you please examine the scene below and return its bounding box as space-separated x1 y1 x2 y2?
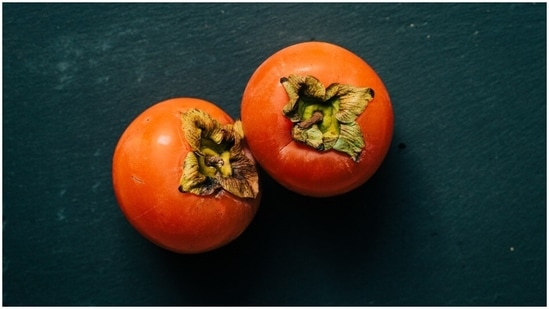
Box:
112 42 394 253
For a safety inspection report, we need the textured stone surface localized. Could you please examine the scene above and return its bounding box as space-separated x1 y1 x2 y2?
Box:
3 3 545 305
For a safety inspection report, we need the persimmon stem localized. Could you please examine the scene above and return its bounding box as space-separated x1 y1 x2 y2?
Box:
204 155 224 167
298 111 323 129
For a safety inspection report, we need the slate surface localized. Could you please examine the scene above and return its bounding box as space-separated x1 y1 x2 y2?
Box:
3 3 546 306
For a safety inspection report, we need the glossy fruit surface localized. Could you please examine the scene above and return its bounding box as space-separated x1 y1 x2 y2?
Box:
241 41 393 197
112 98 260 253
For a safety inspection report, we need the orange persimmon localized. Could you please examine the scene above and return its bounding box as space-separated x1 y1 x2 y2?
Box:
241 42 393 197
112 98 261 253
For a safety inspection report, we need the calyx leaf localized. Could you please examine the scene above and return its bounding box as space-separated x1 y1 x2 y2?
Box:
179 109 259 199
281 74 374 161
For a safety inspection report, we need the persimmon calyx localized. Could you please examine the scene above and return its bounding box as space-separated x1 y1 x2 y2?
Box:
281 74 374 161
179 109 259 199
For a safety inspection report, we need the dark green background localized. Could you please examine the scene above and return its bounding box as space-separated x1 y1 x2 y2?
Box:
3 3 546 306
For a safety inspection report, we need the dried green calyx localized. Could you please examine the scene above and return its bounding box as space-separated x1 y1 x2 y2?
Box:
281 74 375 161
179 109 259 199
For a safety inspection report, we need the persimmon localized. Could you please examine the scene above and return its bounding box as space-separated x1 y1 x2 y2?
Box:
241 42 393 197
112 98 261 253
